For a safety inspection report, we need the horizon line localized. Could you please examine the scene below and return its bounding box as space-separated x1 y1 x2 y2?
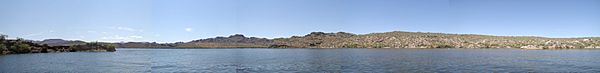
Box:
2 30 599 43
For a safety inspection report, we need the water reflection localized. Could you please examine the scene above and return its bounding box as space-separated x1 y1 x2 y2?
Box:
1 48 599 72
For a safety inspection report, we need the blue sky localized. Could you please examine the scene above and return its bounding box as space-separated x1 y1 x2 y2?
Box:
0 0 599 42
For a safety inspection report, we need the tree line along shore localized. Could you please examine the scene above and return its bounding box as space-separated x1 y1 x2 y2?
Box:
0 35 116 55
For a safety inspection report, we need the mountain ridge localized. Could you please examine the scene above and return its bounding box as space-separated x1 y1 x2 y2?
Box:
273 31 600 49
28 31 600 49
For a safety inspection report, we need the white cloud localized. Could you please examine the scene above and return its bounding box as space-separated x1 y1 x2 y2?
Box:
129 36 143 39
24 33 42 37
101 35 144 42
87 31 97 33
117 27 135 31
102 35 128 40
24 30 54 37
114 27 143 32
185 28 193 32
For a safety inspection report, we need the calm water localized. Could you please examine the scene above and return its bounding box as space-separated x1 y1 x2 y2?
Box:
1 48 600 73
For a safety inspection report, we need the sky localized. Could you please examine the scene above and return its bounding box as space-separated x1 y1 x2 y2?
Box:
0 0 599 42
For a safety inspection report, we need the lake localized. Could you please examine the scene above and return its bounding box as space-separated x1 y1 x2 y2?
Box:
1 48 600 72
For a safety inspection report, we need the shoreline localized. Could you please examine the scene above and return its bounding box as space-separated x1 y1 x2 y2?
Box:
115 47 600 50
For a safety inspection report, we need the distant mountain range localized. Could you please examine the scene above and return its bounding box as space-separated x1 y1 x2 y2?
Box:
32 39 87 46
110 34 273 48
31 31 600 49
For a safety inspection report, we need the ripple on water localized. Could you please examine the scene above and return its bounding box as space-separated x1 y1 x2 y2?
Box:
1 49 600 72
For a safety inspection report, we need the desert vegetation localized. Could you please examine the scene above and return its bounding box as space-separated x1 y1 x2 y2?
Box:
0 34 116 55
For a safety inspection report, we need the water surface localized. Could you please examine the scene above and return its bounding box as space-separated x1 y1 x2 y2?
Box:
1 48 599 72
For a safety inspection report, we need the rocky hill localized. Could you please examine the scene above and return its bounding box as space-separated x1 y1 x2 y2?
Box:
177 34 273 48
273 31 600 49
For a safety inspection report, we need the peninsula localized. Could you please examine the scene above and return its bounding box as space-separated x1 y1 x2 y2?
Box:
0 35 116 55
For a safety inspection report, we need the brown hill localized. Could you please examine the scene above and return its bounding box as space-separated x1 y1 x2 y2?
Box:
273 31 600 49
177 34 273 48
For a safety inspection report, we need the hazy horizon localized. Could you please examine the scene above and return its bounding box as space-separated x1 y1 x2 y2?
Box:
2 30 599 43
1 0 599 42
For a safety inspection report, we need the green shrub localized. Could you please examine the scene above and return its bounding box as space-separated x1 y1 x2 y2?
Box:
343 43 359 48
0 44 6 51
373 43 386 48
10 44 31 53
435 43 455 48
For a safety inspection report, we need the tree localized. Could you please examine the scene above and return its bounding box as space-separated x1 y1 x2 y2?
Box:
0 34 6 42
16 37 24 42
0 44 6 54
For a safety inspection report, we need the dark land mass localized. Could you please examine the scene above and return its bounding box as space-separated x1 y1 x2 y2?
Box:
16 31 600 50
0 35 116 55
112 34 273 48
